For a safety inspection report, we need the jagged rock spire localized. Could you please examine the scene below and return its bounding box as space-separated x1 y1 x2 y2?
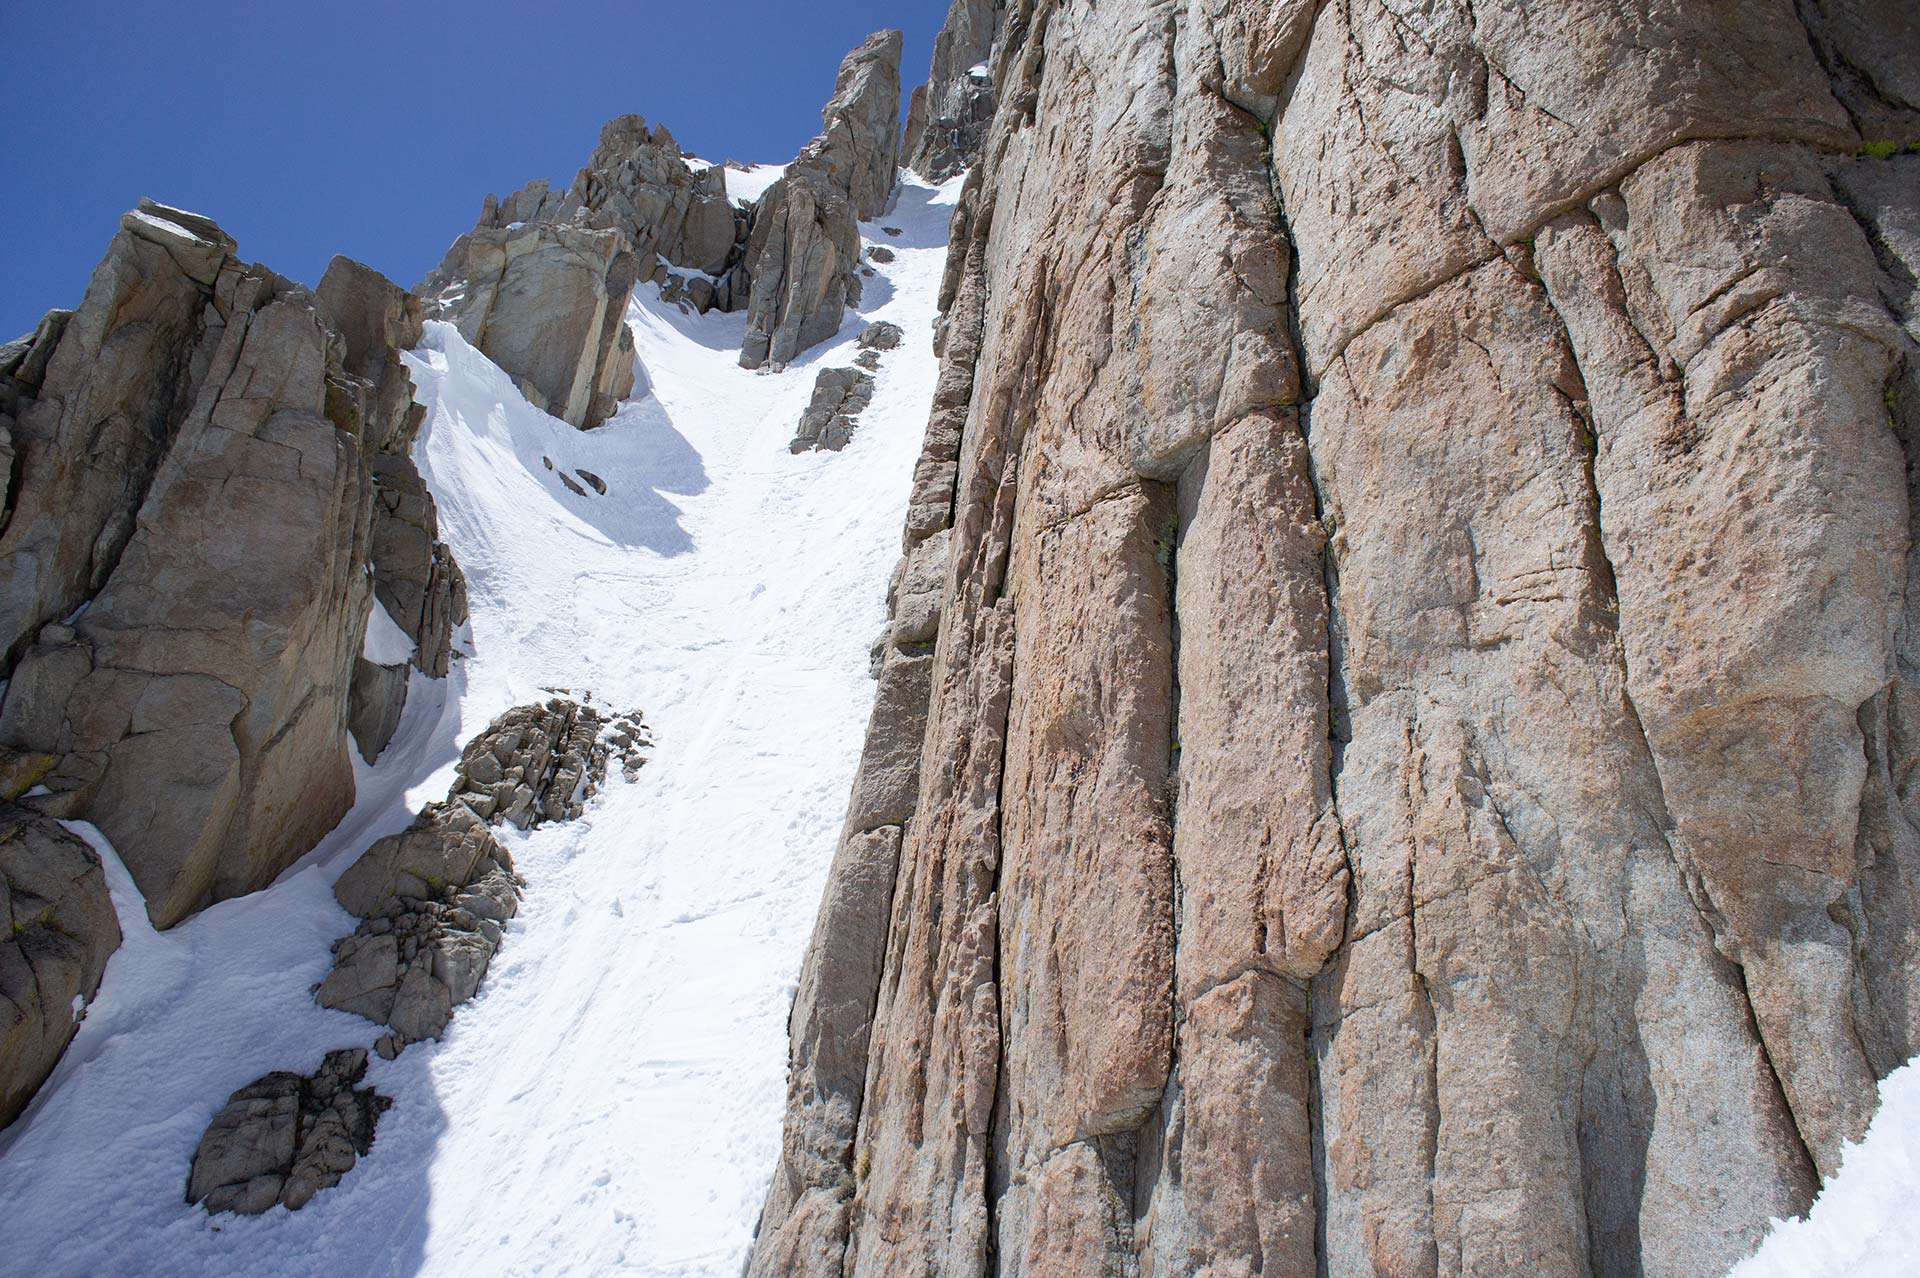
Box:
903 0 1004 180
737 29 904 371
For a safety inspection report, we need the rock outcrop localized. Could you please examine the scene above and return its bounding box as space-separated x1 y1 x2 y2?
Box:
0 206 396 931
738 31 903 371
794 31 905 224
317 256 468 762
0 804 119 1129
421 114 755 423
185 1048 390 1215
319 698 647 1051
737 175 864 372
567 116 740 276
423 212 639 431
790 368 875 454
752 4 1920 1278
318 799 521 1052
902 1 1005 181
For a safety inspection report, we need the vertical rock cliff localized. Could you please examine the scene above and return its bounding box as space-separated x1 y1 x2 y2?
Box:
755 3 1920 1276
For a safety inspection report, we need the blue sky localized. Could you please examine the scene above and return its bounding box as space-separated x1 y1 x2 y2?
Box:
0 2 945 339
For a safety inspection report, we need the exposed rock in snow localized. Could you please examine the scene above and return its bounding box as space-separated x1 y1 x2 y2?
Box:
315 254 467 762
737 171 862 371
1733 1058 1920 1276
184 1047 390 1215
0 803 119 1130
737 30 902 371
790 367 875 454
0 162 961 1275
319 698 648 1049
423 217 640 431
317 800 522 1051
857 320 902 351
419 113 761 415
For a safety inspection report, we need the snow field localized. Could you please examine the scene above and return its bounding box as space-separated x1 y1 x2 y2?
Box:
0 171 962 1278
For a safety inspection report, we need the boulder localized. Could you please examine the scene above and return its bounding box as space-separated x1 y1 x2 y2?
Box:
422 219 638 430
318 802 521 1048
185 1048 390 1214
857 320 903 350
319 699 649 1048
789 368 874 453
331 798 513 922
0 805 120 1129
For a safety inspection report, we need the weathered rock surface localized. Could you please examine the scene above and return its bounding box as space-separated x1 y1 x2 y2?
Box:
0 201 235 671
421 113 754 417
0 804 119 1130
739 31 903 371
792 30 905 223
902 1 1005 181
566 115 739 276
738 173 863 372
319 698 647 1048
856 321 902 351
319 800 522 1049
423 213 638 430
791 368 875 453
0 209 389 931
317 255 468 762
753 4 1920 1278
185 1048 390 1214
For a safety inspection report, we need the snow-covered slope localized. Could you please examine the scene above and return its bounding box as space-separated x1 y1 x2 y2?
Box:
0 172 962 1278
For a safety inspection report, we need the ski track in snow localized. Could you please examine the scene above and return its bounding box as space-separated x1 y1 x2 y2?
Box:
0 172 963 1278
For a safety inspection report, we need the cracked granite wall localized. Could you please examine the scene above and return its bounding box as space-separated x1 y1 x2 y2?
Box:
754 2 1920 1275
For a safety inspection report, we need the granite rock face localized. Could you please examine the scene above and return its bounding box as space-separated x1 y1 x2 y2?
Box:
185 1048 390 1215
752 4 1920 1277
423 213 639 430
0 208 398 932
567 115 739 276
317 256 467 762
421 113 753 421
738 31 904 371
0 201 235 672
0 804 120 1130
793 30 905 223
737 173 864 372
902 1 1005 181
